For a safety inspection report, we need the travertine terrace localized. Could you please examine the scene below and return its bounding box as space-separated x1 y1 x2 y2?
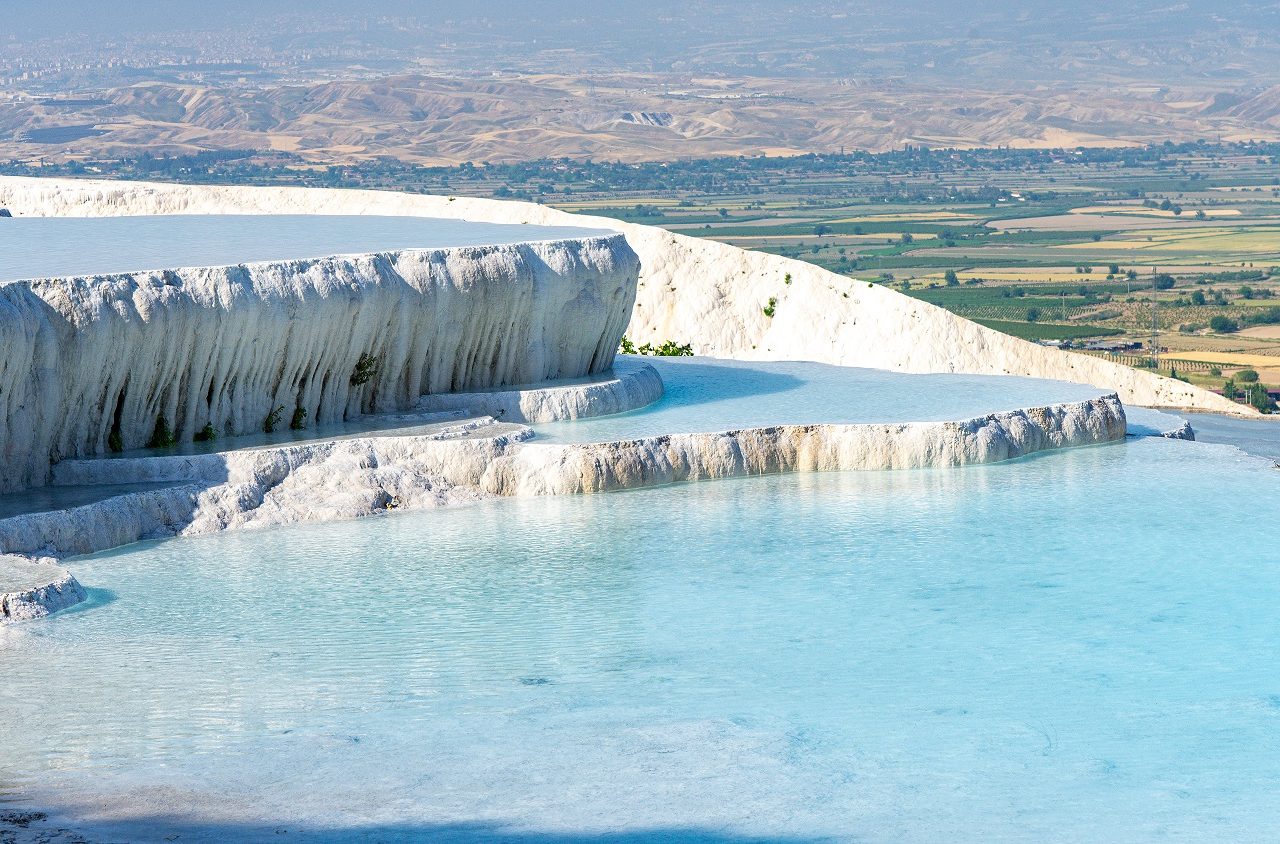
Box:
0 177 1203 622
0 176 1246 415
0 223 638 490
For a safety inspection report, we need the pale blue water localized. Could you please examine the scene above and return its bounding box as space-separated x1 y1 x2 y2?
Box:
535 357 1106 443
1186 412 1280 461
0 482 186 519
0 215 612 283
3 437 1280 842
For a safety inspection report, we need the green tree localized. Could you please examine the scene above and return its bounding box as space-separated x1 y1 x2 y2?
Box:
944 269 959 286
1154 274 1176 290
1209 315 1239 333
1025 307 1041 322
1247 383 1276 412
1238 369 1260 383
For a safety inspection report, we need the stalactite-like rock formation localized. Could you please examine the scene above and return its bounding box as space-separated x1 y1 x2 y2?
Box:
0 235 639 490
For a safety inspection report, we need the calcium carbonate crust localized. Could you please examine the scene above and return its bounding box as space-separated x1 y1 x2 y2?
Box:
0 176 1250 416
416 356 665 423
0 229 640 492
0 393 1125 618
0 556 86 625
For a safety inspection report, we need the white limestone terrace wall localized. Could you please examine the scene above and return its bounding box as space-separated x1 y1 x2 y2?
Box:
1 392 1125 566
0 176 1248 416
0 231 639 491
417 355 664 423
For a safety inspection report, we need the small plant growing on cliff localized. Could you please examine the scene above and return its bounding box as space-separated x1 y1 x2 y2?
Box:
619 337 693 356
351 352 381 386
107 430 124 453
193 423 217 442
784 273 792 285
290 406 308 430
763 297 777 318
264 406 285 434
655 340 696 356
146 414 176 449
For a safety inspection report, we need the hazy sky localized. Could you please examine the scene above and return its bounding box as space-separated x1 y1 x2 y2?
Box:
8 1 1280 89
9 1 1269 39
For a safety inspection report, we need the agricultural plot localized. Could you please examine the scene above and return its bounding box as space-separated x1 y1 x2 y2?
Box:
971 319 1124 341
10 139 1278 404
538 144 1280 401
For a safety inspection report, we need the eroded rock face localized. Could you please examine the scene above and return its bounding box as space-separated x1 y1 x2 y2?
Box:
1161 420 1197 440
0 557 86 624
0 235 639 491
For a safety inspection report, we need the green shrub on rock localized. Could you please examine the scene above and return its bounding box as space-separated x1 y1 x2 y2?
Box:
146 415 176 449
264 406 285 434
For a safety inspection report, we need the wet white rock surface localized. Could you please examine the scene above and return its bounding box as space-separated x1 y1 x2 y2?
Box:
0 222 638 491
0 556 86 624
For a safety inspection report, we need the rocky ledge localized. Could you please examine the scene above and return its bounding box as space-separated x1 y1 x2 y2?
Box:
0 390 1125 623
0 556 87 625
416 356 664 423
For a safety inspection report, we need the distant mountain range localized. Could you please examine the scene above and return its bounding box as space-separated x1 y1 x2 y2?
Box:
4 72 1280 164
4 1 1280 162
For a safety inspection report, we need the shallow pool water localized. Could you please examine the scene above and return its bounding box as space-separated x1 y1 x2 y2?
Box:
1186 411 1280 461
59 358 1104 464
0 482 186 519
0 215 612 283
534 356 1106 443
4 437 1280 842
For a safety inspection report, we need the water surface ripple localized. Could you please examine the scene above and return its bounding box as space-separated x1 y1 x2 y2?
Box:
3 437 1279 841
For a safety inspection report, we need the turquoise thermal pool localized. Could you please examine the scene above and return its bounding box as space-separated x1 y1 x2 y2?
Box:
4 433 1280 841
534 356 1106 443
53 358 1107 464
0 214 612 283
8 173 1278 844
